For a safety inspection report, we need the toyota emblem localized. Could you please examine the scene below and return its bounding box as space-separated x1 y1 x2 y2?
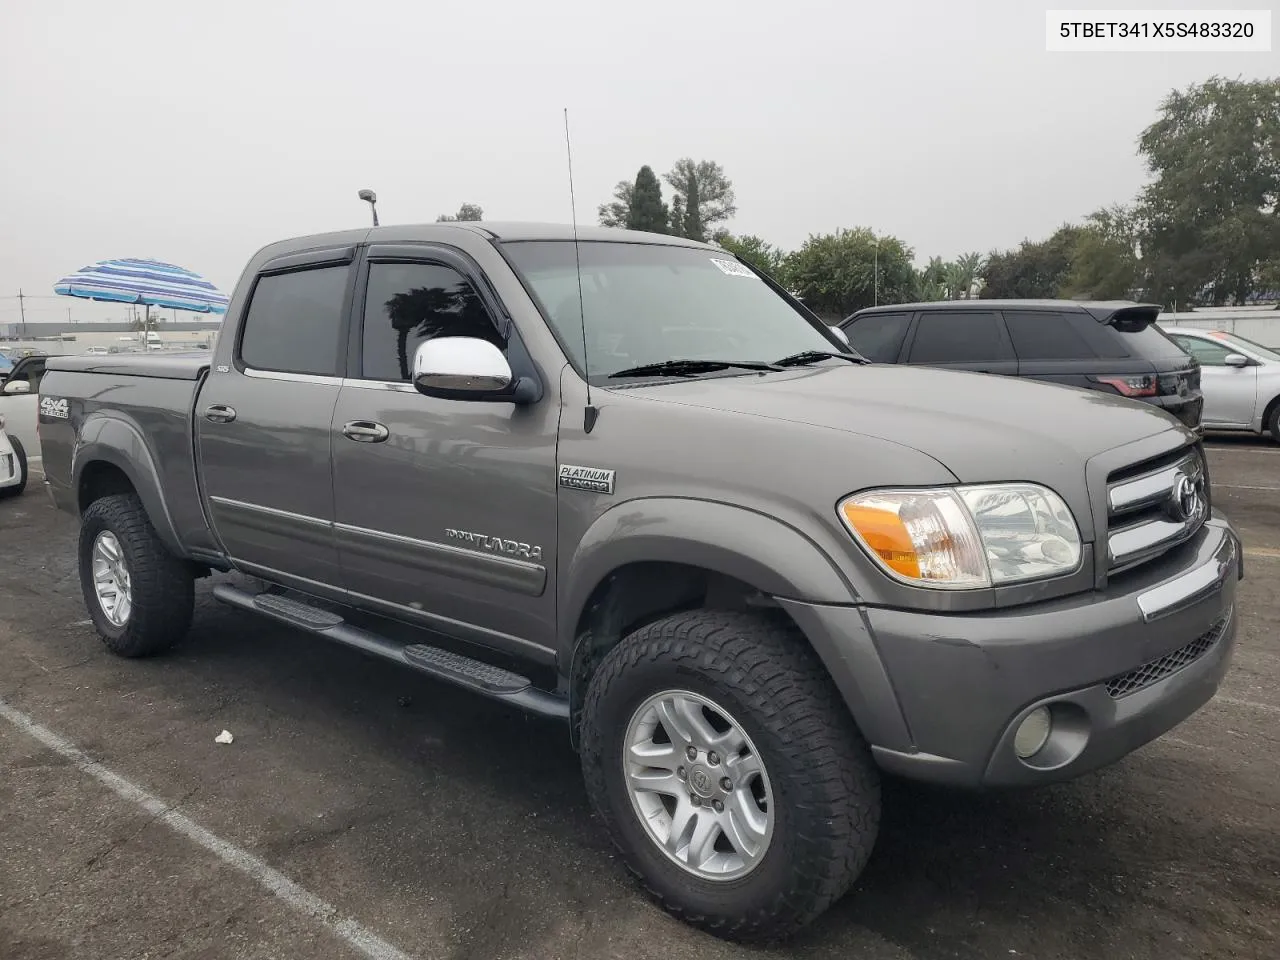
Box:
1172 473 1205 523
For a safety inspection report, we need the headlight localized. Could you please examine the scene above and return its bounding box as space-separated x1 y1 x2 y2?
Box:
838 483 1082 589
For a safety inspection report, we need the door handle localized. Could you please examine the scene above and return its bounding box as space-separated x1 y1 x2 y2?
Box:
203 404 237 423
341 420 390 443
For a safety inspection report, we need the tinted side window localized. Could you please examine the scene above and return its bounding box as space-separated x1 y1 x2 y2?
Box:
1172 336 1233 366
843 312 910 362
1004 311 1097 360
907 311 1010 363
240 266 350 376
361 262 504 382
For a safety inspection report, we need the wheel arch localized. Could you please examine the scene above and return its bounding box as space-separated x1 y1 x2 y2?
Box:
561 498 864 747
73 415 184 556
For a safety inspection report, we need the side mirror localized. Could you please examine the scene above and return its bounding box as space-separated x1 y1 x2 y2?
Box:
829 326 852 349
413 337 530 403
1223 353 1251 368
3 380 30 395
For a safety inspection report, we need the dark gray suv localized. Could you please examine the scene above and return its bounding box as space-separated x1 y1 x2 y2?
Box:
840 300 1204 431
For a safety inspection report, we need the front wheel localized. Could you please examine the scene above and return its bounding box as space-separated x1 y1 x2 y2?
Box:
1267 401 1280 446
580 610 881 942
78 494 194 657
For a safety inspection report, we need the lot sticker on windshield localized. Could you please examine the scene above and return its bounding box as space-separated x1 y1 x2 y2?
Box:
709 258 757 278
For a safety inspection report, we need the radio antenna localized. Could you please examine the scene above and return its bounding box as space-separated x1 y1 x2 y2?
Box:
564 107 598 433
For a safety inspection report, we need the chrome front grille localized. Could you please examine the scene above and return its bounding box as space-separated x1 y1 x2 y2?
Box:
1105 446 1207 574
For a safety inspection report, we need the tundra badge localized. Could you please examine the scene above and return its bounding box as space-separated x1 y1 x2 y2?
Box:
558 464 615 494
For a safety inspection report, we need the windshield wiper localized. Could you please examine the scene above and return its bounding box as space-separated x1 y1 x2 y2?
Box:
608 359 784 379
773 350 870 367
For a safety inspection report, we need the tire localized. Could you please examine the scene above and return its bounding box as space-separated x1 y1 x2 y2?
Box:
1267 401 1280 446
0 436 26 498
78 493 194 657
580 609 881 942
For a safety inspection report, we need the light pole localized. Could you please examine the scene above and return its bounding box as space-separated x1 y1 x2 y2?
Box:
873 238 880 307
358 189 380 226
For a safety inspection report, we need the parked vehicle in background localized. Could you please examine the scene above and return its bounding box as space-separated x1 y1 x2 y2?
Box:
0 414 28 498
840 300 1204 432
38 224 1242 942
1161 326 1280 443
0 347 14 375
0 353 43 464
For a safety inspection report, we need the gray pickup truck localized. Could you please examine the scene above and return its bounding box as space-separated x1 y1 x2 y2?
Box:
39 223 1243 942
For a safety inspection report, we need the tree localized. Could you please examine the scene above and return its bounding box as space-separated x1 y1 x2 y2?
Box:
624 166 668 233
951 252 987 299
1061 205 1142 300
436 203 483 222
1137 76 1280 306
669 195 686 237
664 159 736 232
683 176 704 241
980 225 1083 299
784 228 915 320
716 234 788 279
597 180 634 228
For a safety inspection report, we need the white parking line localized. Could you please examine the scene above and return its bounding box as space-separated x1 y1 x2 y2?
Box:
1216 484 1280 492
0 696 416 960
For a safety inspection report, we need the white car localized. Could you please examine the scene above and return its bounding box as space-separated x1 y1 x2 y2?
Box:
0 414 27 498
0 353 45 466
1161 326 1280 443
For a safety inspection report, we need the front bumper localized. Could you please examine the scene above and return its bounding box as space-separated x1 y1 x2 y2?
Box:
777 517 1241 788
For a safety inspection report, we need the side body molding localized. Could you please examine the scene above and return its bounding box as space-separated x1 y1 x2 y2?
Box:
73 414 185 556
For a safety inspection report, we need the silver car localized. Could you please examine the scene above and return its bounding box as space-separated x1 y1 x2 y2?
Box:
1162 326 1280 444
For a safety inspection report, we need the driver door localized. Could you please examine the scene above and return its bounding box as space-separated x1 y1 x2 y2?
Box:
330 245 560 661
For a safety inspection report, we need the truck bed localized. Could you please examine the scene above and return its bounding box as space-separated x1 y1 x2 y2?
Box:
39 352 220 561
44 352 211 380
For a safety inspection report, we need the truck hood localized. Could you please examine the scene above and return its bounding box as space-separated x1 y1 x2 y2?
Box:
617 363 1192 483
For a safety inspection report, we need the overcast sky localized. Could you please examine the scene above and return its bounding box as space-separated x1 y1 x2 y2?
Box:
1 0 1274 325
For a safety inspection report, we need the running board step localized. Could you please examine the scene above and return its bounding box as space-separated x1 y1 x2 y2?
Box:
212 584 567 720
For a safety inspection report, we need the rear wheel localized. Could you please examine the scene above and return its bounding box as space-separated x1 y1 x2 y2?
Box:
78 494 194 657
1267 400 1280 446
580 609 881 942
0 436 26 498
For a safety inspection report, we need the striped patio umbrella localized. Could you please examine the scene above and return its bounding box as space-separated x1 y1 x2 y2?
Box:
53 258 229 316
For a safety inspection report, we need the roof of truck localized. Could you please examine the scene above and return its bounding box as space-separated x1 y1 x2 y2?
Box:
263 221 720 253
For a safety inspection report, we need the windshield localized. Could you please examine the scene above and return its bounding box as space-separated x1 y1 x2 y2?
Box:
500 240 840 379
1209 330 1280 362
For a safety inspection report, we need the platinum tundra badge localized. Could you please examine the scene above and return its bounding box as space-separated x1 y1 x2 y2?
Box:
558 464 615 494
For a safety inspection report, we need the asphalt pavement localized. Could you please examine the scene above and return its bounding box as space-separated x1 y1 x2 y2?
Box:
1 439 1277 960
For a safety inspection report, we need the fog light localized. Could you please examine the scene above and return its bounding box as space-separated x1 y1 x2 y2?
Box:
1014 706 1052 759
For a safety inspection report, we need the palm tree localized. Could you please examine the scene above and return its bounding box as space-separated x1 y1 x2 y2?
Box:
953 252 987 299
385 283 504 380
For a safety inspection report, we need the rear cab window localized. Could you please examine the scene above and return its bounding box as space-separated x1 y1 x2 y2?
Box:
238 266 351 376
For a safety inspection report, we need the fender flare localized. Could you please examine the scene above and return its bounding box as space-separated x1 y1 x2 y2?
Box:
560 497 858 652
72 414 184 556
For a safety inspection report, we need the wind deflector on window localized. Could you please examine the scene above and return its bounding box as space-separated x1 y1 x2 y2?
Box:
1080 303 1162 332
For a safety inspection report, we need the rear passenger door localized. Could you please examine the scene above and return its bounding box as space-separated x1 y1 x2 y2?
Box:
196 247 356 597
902 310 1016 375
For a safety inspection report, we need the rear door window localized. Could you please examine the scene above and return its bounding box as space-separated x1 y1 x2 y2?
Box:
906 311 1011 363
1004 311 1097 360
239 265 351 376
842 312 910 362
